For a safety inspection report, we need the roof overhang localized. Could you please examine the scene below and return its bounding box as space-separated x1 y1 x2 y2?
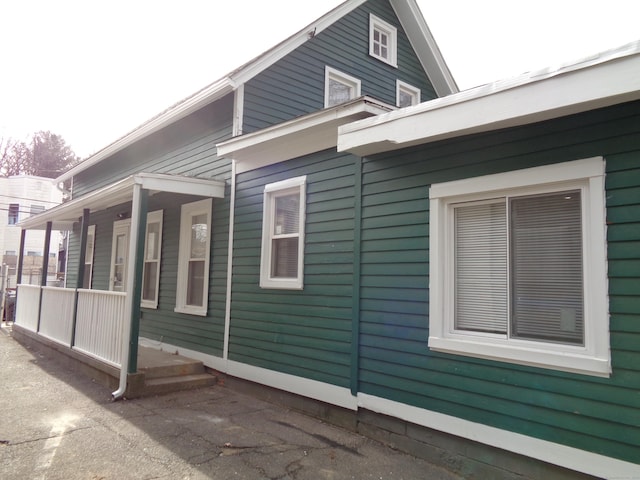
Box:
217 96 395 174
338 41 640 157
19 173 225 230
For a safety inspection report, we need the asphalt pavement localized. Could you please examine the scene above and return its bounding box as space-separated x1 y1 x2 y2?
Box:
0 323 463 480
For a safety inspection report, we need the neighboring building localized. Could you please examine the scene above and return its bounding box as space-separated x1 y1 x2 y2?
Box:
0 175 62 287
14 1 640 478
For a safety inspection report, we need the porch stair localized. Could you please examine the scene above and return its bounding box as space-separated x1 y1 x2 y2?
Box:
135 347 217 397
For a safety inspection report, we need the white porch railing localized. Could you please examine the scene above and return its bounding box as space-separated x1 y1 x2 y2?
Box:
14 285 127 368
14 284 41 332
38 286 76 346
74 289 126 367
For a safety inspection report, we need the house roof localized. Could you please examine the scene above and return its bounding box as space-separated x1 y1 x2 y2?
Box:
217 96 395 174
338 41 640 156
57 0 456 184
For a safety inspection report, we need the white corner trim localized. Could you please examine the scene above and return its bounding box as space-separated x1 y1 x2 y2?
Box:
358 393 640 479
227 360 358 411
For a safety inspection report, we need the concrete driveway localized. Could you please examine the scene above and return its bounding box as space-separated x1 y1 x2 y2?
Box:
0 324 462 480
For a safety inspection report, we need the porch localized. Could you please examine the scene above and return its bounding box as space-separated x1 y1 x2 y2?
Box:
12 284 216 398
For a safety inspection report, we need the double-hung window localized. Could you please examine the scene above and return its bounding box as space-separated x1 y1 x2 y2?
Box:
175 199 211 316
325 67 361 108
428 157 610 376
142 210 163 309
83 225 96 289
8 203 19 225
260 176 306 289
369 14 397 67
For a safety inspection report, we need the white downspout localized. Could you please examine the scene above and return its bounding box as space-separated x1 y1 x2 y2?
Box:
223 160 237 365
112 182 143 400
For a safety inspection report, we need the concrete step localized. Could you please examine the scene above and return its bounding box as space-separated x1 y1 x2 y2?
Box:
138 347 206 379
143 373 217 396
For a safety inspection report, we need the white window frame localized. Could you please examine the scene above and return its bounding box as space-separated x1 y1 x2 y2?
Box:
83 225 96 289
324 67 361 108
141 210 163 309
260 176 306 290
175 199 212 316
369 13 397 67
396 80 421 107
428 157 610 377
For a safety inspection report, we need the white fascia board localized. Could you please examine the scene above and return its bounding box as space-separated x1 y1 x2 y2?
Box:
217 97 394 173
56 79 234 183
20 173 225 230
338 41 640 156
390 0 458 96
229 0 368 86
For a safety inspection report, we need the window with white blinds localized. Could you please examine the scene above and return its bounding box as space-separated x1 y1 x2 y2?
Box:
453 192 584 345
428 158 610 377
261 176 306 289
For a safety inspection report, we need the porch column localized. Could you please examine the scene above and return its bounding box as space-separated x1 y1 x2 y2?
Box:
16 229 26 287
41 221 53 286
36 221 53 332
120 183 147 377
71 209 90 347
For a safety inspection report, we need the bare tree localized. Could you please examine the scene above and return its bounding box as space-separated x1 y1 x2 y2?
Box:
0 131 79 178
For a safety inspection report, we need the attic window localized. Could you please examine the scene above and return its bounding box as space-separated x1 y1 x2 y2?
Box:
397 80 421 107
369 14 397 67
325 67 361 107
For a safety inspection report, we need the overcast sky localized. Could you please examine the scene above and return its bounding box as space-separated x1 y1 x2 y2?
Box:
1 0 638 159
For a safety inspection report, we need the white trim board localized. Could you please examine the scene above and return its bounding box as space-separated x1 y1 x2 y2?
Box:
138 337 638 477
358 393 640 479
339 41 640 156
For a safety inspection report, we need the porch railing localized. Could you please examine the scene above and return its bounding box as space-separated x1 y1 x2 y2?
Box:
75 289 126 367
14 284 126 368
39 286 76 345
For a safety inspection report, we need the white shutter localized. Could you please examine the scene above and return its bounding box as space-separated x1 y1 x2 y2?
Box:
509 191 584 344
454 201 508 333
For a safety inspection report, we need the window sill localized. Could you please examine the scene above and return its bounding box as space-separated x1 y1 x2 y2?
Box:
174 306 207 317
259 278 303 290
428 336 611 378
141 301 158 309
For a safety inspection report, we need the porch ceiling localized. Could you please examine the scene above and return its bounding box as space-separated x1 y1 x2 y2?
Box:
19 173 226 230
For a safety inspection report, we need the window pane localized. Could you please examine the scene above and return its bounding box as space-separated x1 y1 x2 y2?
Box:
187 260 205 306
271 238 298 278
146 222 160 260
190 214 208 259
142 262 158 301
510 191 583 344
329 79 352 106
8 204 19 225
82 264 92 289
274 194 299 235
455 201 508 333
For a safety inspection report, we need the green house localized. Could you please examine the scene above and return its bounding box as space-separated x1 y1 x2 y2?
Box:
14 0 640 478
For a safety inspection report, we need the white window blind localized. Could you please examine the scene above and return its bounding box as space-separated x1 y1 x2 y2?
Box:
454 201 508 333
510 191 583 344
271 193 300 278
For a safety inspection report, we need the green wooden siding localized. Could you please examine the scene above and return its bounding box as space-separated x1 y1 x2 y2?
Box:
67 95 233 356
242 0 436 134
72 95 233 196
358 100 640 464
230 150 358 388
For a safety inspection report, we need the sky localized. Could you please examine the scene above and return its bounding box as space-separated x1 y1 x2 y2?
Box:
1 0 639 160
